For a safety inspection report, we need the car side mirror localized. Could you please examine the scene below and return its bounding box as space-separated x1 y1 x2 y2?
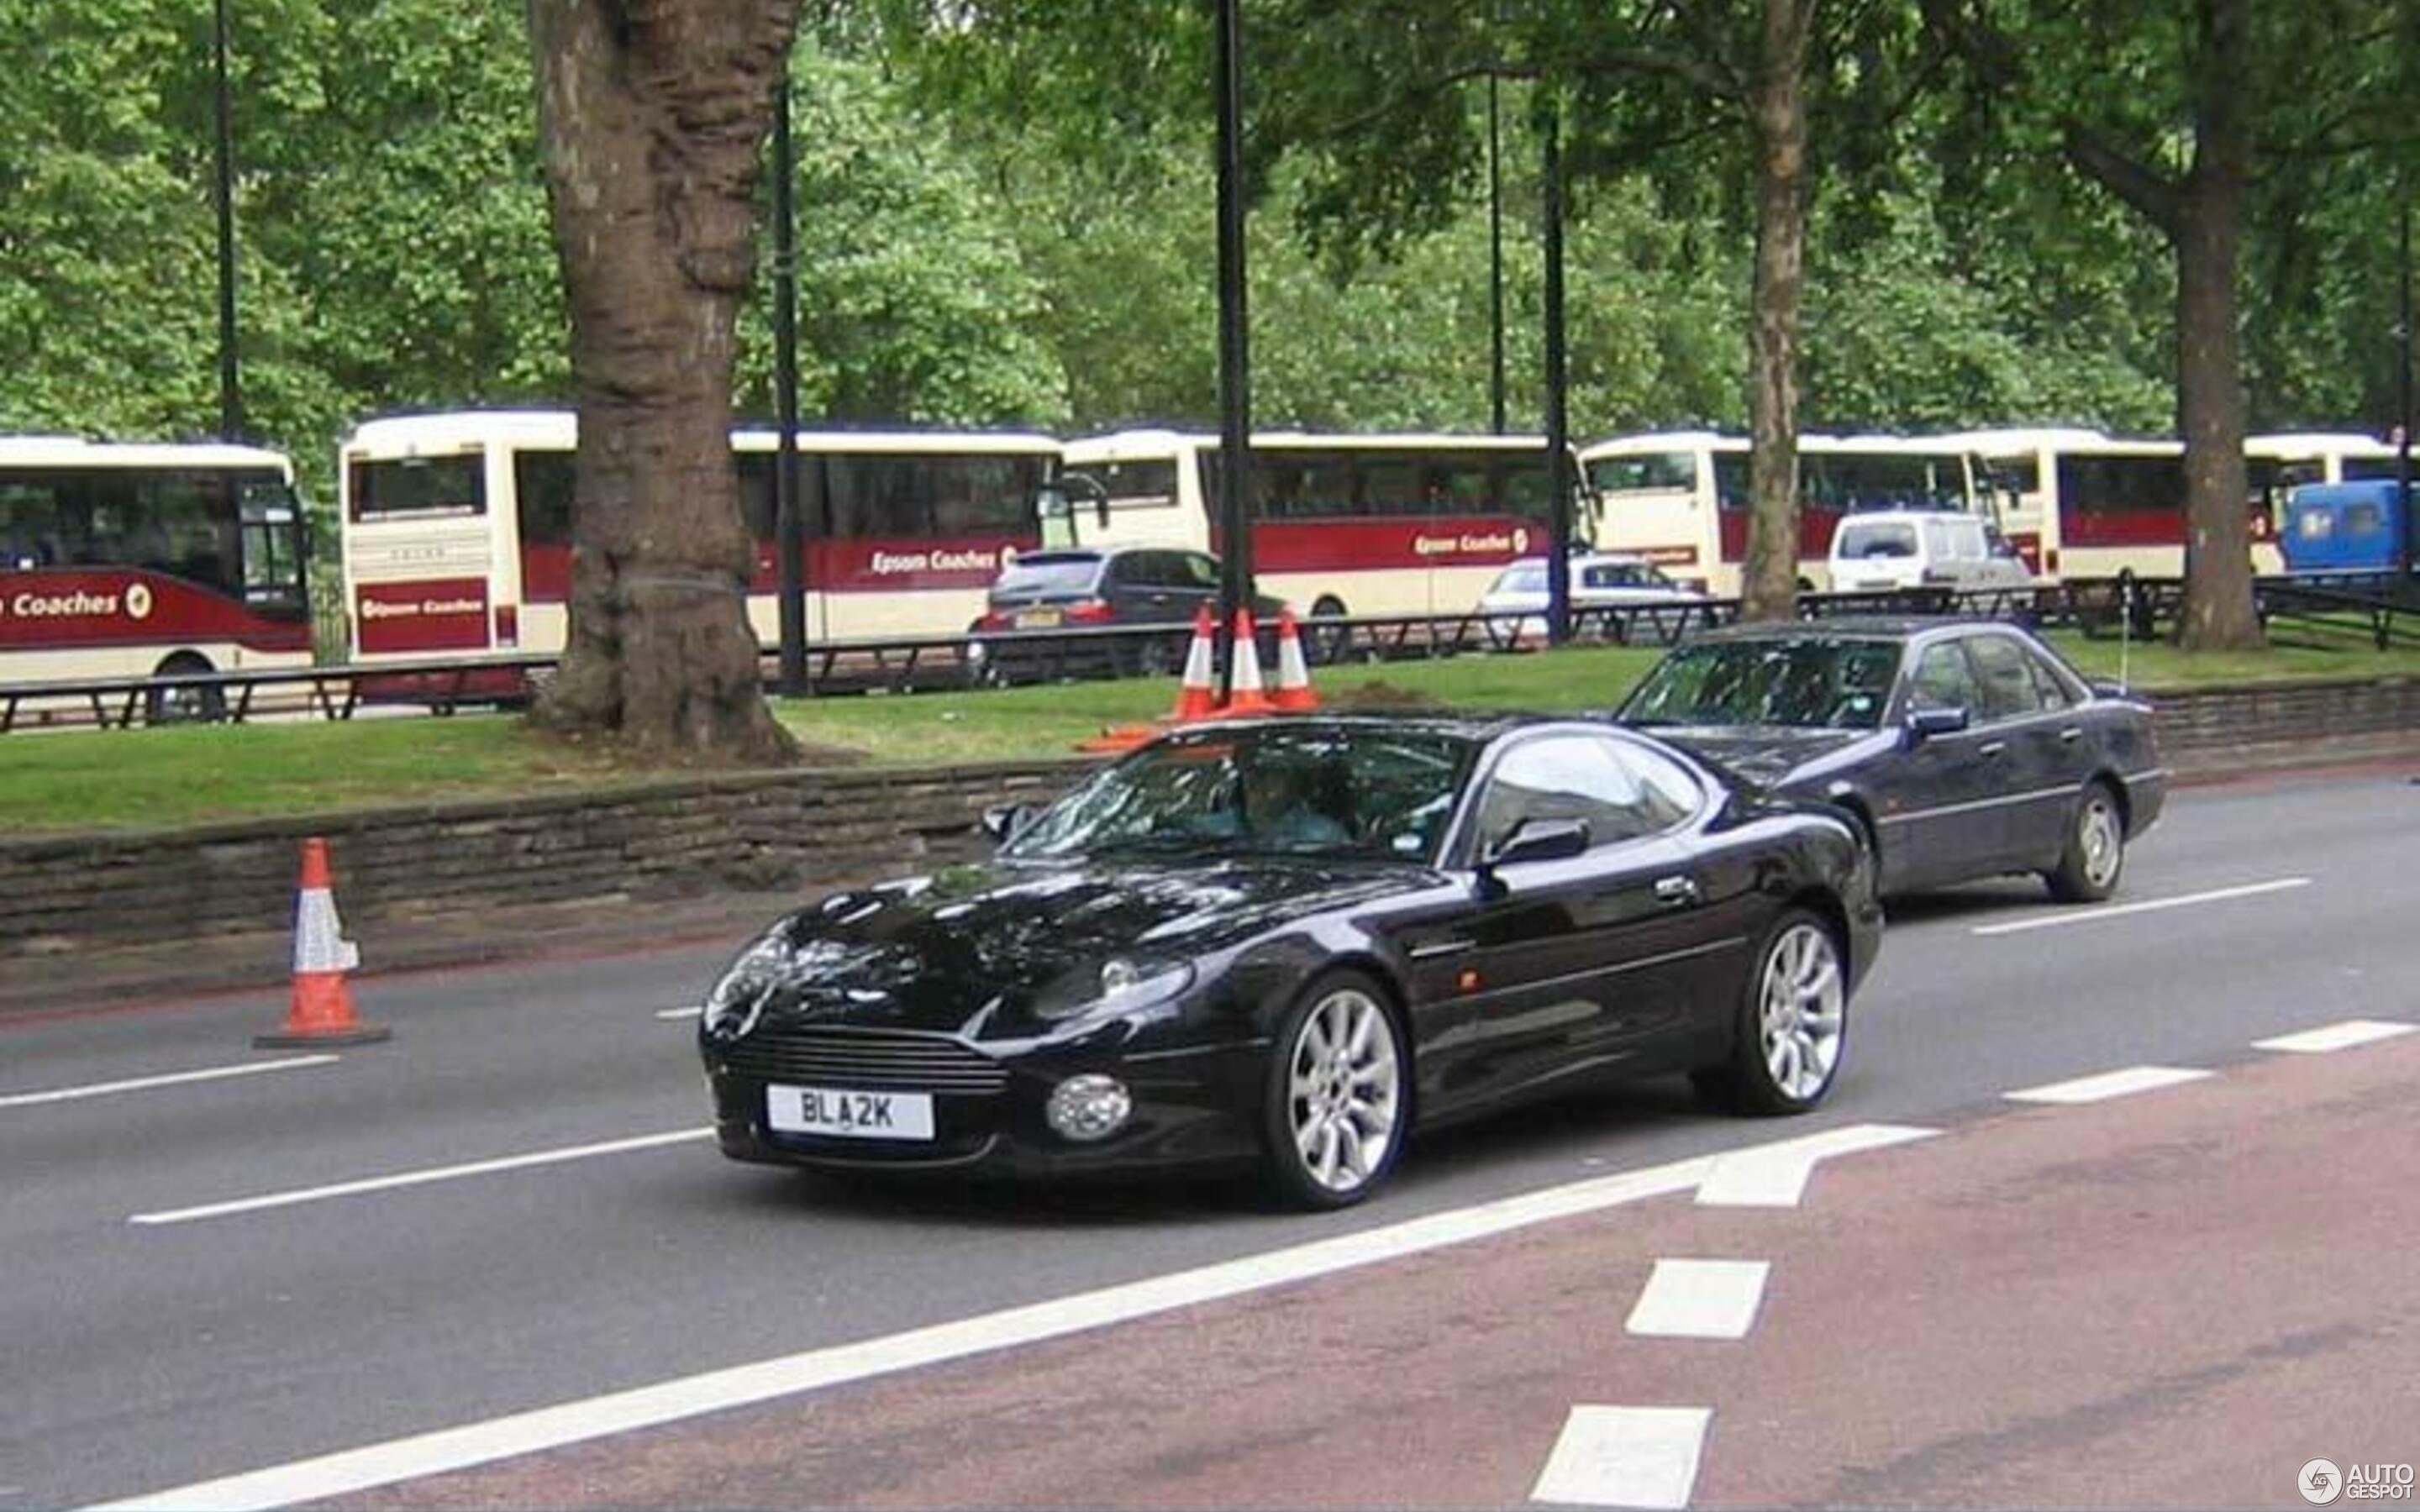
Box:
1905 705 1970 743
2086 676 2129 699
1482 816 1591 869
981 802 1039 845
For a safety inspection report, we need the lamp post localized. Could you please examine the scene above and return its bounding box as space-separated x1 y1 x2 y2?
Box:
1213 0 1255 679
1541 94 1571 646
211 0 242 441
2397 175 2412 579
1487 70 1507 435
772 76 807 697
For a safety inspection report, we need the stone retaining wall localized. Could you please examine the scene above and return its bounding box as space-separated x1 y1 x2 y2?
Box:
2 675 2412 960
0 761 1086 959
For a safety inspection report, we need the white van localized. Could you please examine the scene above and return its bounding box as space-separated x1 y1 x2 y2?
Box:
1828 509 2032 593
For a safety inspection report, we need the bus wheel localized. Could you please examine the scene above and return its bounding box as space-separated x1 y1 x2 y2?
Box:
146 653 227 726
1307 596 1353 664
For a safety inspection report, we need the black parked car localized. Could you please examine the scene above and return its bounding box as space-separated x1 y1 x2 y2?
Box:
699 715 1881 1209
1617 619 2165 900
969 547 1289 682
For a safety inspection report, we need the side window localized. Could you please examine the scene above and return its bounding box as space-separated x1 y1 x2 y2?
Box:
2019 643 2076 711
1179 553 1222 590
1964 635 2045 722
1907 642 1981 714
1472 734 1700 855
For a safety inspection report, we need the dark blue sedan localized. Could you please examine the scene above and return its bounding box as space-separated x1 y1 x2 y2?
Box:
1618 618 2166 900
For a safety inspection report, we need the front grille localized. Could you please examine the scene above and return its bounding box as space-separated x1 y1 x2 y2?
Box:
717 1026 1008 1095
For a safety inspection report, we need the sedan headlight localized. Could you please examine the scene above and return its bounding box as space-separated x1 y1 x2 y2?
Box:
1034 956 1197 1023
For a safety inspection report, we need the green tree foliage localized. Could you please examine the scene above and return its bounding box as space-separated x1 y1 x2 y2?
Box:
2 0 2403 543
733 44 1071 427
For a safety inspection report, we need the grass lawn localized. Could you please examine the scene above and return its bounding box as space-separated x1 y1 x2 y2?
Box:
4 635 2413 835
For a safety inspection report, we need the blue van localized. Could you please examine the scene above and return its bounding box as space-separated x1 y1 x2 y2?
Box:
2280 480 2412 572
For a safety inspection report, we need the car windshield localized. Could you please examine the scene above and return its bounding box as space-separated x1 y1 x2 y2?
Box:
1837 521 1919 559
1623 638 1902 730
1002 724 1477 864
1489 560 1546 594
993 555 1102 595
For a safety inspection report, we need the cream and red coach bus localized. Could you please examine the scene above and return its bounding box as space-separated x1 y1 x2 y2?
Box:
337 410 1063 674
0 435 311 720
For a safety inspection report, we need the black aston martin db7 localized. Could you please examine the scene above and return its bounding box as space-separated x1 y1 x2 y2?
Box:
698 714 1881 1208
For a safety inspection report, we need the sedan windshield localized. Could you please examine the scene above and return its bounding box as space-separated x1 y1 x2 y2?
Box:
1623 638 1902 730
1004 725 1476 864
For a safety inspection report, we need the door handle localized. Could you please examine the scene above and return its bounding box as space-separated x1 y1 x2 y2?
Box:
2059 726 2083 743
1978 740 2007 758
1653 875 1702 907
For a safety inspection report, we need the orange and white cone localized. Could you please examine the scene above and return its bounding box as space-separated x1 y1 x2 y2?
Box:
1271 607 1320 712
255 837 390 1047
1171 604 1222 722
1225 606 1274 715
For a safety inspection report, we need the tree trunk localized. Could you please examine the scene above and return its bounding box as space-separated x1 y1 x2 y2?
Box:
2172 0 2263 651
525 0 800 763
1741 0 1814 623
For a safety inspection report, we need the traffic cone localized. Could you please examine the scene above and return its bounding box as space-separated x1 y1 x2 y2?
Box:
1171 605 1221 722
1271 608 1320 712
1225 606 1274 715
255 837 390 1048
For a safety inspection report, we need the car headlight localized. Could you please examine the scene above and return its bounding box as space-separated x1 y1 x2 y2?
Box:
1034 956 1197 1022
698 933 787 1042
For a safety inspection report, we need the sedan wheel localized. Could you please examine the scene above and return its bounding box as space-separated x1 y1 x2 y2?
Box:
2045 782 2125 902
1261 974 1407 1209
1696 910 1846 1116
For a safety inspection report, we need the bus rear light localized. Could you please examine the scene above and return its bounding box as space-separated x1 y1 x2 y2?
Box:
494 603 520 647
2044 548 2060 574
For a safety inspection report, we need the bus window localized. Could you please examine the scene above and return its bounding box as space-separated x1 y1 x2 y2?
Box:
1588 451 1697 492
350 453 484 521
514 449 577 547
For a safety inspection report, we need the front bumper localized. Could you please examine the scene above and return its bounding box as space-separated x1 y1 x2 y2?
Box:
702 1036 1269 1180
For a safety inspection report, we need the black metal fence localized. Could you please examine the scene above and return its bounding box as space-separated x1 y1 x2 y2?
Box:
7 573 2413 734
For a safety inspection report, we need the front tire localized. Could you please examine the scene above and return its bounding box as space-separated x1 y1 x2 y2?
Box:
1695 910 1847 1116
1260 971 1408 1210
2045 780 2125 902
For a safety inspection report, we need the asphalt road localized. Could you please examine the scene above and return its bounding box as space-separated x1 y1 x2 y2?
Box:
3 763 2416 1509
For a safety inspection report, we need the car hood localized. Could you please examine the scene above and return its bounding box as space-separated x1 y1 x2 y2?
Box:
708 855 1435 1042
1645 724 1870 785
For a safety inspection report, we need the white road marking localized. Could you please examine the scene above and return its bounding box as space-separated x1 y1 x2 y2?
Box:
127 1130 713 1226
1625 1259 1770 1341
89 1122 1936 1510
2005 1066 2212 1105
2253 1020 2417 1054
1970 877 2310 937
0 1056 340 1110
1694 1121 1936 1206
1530 1405 1712 1509
654 1006 702 1021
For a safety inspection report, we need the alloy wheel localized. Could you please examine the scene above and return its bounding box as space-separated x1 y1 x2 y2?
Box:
1285 986 1402 1195
1758 922 1844 1102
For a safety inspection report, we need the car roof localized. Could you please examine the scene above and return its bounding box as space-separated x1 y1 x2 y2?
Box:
1681 616 2010 644
1163 710 1615 744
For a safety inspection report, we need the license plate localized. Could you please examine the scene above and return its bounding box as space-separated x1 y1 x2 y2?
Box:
1016 608 1063 627
765 1084 935 1141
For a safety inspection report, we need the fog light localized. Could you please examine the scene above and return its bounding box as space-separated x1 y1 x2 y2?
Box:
1046 1074 1132 1142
